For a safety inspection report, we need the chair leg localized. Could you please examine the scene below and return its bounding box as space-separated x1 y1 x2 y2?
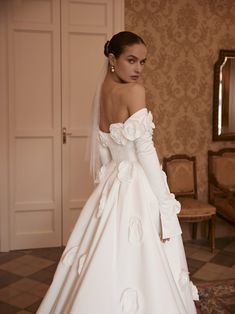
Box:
210 215 216 253
192 223 197 239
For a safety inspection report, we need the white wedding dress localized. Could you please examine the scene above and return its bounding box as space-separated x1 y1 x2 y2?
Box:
37 108 198 314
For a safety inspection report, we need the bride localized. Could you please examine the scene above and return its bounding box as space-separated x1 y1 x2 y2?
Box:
37 31 199 314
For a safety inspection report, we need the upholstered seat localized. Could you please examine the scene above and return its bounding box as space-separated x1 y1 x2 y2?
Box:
178 198 216 217
163 155 216 252
208 148 235 225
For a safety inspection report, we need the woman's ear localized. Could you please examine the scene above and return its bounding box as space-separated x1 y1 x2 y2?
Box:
108 53 116 67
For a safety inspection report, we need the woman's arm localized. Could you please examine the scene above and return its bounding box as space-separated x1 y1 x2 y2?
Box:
124 85 182 239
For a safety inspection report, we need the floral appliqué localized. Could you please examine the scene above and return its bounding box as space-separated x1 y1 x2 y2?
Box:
179 269 190 289
61 246 79 267
120 288 141 314
118 161 134 183
128 216 143 244
98 131 109 147
110 111 155 146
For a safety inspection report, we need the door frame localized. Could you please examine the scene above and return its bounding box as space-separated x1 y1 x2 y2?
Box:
0 1 10 252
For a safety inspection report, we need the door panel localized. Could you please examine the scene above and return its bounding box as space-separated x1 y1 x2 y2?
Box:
61 0 119 243
12 0 53 23
7 0 62 249
14 31 53 130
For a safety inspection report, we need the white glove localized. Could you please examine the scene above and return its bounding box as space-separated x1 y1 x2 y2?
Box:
135 131 182 239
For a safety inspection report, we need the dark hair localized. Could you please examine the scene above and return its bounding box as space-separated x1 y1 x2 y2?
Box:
104 31 146 58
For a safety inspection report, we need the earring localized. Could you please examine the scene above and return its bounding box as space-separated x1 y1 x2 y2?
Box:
111 65 115 73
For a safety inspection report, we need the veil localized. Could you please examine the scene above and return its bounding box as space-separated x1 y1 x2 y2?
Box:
87 58 109 180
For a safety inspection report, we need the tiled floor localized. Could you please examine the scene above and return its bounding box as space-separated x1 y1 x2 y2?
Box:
0 238 234 313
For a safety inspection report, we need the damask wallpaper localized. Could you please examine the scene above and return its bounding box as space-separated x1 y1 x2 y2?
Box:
125 0 235 200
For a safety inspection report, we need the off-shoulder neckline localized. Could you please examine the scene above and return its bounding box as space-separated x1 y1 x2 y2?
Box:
99 108 147 134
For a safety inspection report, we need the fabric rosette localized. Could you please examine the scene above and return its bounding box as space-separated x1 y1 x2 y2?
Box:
110 124 128 145
144 111 155 134
178 270 190 289
190 282 199 300
122 119 145 141
179 270 200 301
117 160 134 183
160 194 181 216
109 109 156 145
98 131 109 147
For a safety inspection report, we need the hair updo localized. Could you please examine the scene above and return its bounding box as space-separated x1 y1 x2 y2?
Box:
104 31 146 58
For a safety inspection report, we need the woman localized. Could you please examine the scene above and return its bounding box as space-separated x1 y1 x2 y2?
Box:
37 31 198 314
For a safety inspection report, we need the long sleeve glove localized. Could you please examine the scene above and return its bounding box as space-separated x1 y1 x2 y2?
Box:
127 109 182 239
135 131 182 239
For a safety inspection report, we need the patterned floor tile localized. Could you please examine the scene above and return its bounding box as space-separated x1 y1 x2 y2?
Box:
29 267 55 285
0 255 54 277
0 301 21 314
31 283 49 298
7 292 40 309
215 237 235 250
186 257 206 275
184 244 218 262
29 247 64 262
0 251 25 265
45 263 58 273
0 286 20 302
210 250 235 267
193 262 235 281
26 298 42 313
8 278 39 293
0 270 22 289
224 240 235 253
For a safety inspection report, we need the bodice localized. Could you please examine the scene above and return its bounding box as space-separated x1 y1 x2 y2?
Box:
98 108 155 164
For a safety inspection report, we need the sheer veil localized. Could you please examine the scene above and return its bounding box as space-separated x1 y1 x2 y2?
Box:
87 58 108 180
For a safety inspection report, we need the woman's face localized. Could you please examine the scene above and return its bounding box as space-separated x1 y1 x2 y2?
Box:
110 43 147 83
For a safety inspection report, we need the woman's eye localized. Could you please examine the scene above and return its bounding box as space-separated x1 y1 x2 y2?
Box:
128 59 135 64
140 60 146 65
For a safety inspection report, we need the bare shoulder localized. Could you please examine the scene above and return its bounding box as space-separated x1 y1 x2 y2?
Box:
120 83 146 115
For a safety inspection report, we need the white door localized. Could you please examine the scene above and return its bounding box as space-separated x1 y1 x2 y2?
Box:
7 0 62 249
61 0 122 243
1 0 124 250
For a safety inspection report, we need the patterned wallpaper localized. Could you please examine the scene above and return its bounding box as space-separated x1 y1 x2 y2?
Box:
125 0 235 200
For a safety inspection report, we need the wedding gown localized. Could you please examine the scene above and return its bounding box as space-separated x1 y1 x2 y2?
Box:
37 108 198 314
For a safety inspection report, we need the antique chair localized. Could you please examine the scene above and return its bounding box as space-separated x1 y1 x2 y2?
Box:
208 148 235 225
163 155 216 252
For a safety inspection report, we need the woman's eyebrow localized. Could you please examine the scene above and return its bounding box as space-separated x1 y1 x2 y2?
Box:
127 55 147 62
127 54 138 59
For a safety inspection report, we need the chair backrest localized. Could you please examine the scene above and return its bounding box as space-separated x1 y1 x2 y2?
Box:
162 154 197 199
208 148 235 191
